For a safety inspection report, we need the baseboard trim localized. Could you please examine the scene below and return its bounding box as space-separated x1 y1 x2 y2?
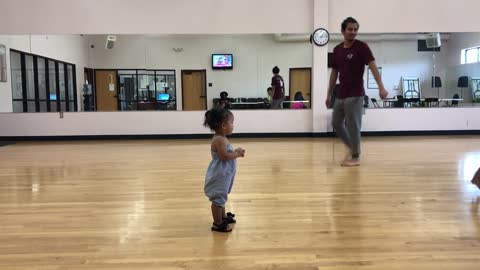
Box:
0 130 479 141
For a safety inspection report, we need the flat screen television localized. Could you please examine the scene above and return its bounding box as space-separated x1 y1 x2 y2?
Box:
212 54 233 69
157 93 170 101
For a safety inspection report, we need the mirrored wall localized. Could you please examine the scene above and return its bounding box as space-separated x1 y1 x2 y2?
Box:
1 32 480 113
86 34 314 111
327 32 480 109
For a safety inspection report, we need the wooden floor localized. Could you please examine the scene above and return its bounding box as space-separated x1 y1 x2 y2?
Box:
1 136 480 269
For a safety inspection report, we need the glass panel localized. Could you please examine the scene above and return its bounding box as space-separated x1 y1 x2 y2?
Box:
119 74 137 101
154 72 176 110
13 101 23 112
60 101 66 111
69 102 75 112
27 101 35 112
10 51 23 99
120 101 137 111
117 70 137 75
39 101 47 112
0 44 6 82
37 57 46 100
466 48 478 64
50 102 57 112
67 65 74 102
156 70 175 76
25 55 35 100
166 74 176 100
58 63 65 100
137 71 155 101
48 60 57 101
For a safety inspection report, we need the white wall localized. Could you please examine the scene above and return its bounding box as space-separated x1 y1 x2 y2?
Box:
0 0 314 34
0 35 89 112
362 107 480 131
2 0 480 137
0 110 312 136
328 0 480 33
88 34 313 109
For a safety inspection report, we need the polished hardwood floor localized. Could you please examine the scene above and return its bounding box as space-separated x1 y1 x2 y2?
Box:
0 136 480 269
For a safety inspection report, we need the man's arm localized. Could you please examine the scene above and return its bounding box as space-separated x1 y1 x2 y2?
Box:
368 61 388 99
326 69 338 108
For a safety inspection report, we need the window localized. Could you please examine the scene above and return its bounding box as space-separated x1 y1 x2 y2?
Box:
117 69 176 111
10 49 77 113
461 46 480 64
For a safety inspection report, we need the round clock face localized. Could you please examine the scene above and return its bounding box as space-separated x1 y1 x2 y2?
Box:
312 28 330 46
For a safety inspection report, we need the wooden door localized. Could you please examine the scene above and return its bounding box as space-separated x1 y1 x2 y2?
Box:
95 70 118 111
182 70 206 111
289 68 311 108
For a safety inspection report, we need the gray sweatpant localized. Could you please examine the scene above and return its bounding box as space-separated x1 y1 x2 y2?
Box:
271 98 283 109
332 96 364 157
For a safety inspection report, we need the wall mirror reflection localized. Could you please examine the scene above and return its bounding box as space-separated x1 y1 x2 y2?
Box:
327 32 480 109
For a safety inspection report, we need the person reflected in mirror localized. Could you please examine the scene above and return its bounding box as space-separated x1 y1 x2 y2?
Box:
270 66 285 109
291 91 306 109
219 91 231 109
266 87 273 104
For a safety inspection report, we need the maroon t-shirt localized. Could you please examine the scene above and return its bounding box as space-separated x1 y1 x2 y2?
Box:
332 40 374 98
271 74 285 99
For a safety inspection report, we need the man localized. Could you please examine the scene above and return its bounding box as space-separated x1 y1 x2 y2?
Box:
271 66 285 109
326 17 388 166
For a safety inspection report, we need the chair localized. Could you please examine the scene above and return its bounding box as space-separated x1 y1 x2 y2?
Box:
432 76 442 99
451 94 460 106
457 76 468 100
424 97 439 107
404 98 420 107
402 77 421 98
394 95 404 108
473 79 480 101
363 95 369 108
284 96 291 109
432 76 442 88
370 98 380 108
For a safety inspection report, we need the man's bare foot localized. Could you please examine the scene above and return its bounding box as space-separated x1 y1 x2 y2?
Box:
341 158 360 167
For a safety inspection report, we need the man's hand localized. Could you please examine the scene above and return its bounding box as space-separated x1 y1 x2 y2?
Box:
325 97 332 108
379 87 389 100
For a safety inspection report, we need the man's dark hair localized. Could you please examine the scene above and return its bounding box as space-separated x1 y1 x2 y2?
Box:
341 17 359 31
272 66 280 74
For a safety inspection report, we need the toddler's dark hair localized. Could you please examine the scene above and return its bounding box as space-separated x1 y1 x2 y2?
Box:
203 107 233 131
